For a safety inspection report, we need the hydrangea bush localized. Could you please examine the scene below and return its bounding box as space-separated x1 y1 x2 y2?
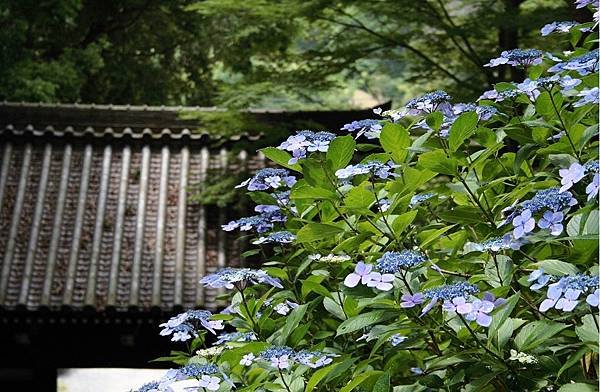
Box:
136 4 599 391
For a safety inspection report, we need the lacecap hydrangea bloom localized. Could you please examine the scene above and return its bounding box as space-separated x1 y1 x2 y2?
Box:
278 130 336 164
335 160 399 181
200 268 283 290
548 51 599 76
405 90 452 115
484 49 543 68
538 273 600 312
222 209 286 233
215 331 257 345
159 310 224 341
341 119 383 139
236 168 297 191
421 282 480 316
376 250 427 273
252 230 296 245
255 346 337 369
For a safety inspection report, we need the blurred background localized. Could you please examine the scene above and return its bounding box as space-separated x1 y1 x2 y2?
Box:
0 1 593 391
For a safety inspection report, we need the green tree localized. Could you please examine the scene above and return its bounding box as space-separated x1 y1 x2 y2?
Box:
192 0 588 107
0 0 216 104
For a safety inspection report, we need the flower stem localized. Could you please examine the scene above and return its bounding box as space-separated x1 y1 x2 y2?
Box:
278 369 292 392
238 288 260 334
546 88 581 161
491 253 504 286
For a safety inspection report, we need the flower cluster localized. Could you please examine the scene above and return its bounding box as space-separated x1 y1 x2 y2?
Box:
484 49 543 68
236 168 297 191
421 282 481 317
278 131 337 164
341 119 383 139
405 90 452 115
168 364 222 391
575 87 600 108
252 230 296 245
335 160 399 181
343 262 395 291
515 75 581 100
548 51 599 76
159 310 224 342
376 250 427 273
509 350 538 364
248 346 336 369
222 209 287 233
536 272 600 312
308 253 351 264
135 380 173 392
200 268 283 290
478 88 520 102
215 332 257 345
465 237 515 253
541 21 580 36
409 192 436 207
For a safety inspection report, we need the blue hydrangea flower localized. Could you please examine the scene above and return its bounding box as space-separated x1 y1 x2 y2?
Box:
236 168 297 191
200 268 283 290
421 282 480 316
215 331 257 345
587 173 599 201
452 103 498 121
388 334 407 346
409 193 435 207
344 262 374 287
587 289 599 307
335 160 399 181
541 21 579 36
559 162 586 193
257 347 336 369
376 250 427 273
222 210 287 233
574 87 599 107
405 90 452 115
400 292 424 308
575 0 598 9
537 211 564 236
278 131 337 163
177 363 219 378
466 237 515 253
377 198 391 212
548 52 599 76
252 230 296 245
512 209 535 239
294 350 337 368
464 299 495 327
539 274 600 312
341 119 383 139
135 380 173 392
528 269 553 291
484 49 543 68
159 310 224 341
365 272 395 291
516 75 581 100
518 188 577 215
478 88 520 102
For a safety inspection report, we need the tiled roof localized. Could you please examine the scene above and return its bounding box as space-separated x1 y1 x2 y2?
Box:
0 102 389 312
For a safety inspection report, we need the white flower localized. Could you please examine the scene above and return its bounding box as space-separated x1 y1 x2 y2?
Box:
240 353 255 366
198 375 221 391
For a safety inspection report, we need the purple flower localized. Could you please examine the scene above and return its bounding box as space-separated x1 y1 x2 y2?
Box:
335 160 399 181
198 375 221 391
420 297 438 316
484 49 543 68
200 268 283 290
538 211 564 236
236 168 296 191
271 355 291 369
555 288 581 311
586 289 599 307
366 272 395 291
389 334 407 346
278 131 336 164
442 296 473 314
512 209 535 239
405 91 452 115
400 293 425 308
344 262 374 287
541 21 578 36
574 87 600 108
483 292 506 307
253 231 296 245
559 162 586 192
549 52 599 76
587 173 599 201
575 0 598 8
341 119 383 139
465 299 495 327
528 269 551 291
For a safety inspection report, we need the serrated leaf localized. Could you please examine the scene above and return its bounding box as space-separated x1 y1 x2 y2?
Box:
260 147 302 172
327 135 356 170
418 150 458 175
296 223 345 243
514 320 569 351
345 184 376 209
448 111 479 152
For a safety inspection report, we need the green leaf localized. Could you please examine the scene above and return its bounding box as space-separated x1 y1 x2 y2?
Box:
336 310 394 336
324 296 346 320
305 359 356 391
558 383 598 392
373 372 390 392
488 293 519 350
418 150 458 175
536 259 580 276
345 184 376 209
276 304 307 345
514 320 569 351
576 314 599 345
557 346 589 379
296 223 345 243
426 112 444 130
339 370 383 392
292 183 337 200
260 147 302 172
380 123 410 163
327 135 356 171
448 111 479 152
391 211 417 234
